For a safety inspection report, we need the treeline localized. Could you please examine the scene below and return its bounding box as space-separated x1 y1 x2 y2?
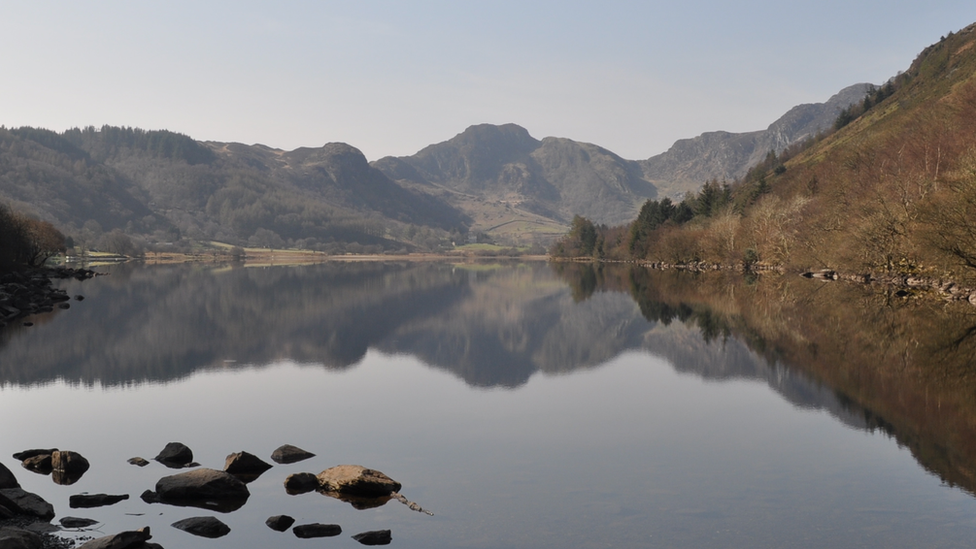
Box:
551 28 976 284
833 80 898 130
62 125 216 165
0 202 66 268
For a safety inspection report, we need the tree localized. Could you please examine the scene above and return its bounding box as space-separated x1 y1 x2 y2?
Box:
18 217 67 266
551 215 600 258
0 202 67 267
569 215 598 257
98 229 141 257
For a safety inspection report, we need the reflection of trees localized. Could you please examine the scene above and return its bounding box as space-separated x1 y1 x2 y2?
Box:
552 262 976 498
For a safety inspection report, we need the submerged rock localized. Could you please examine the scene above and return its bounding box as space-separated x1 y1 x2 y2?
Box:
317 465 401 496
171 516 230 538
293 523 342 538
69 494 129 509
60 517 100 528
270 444 315 464
265 515 295 532
319 490 393 510
353 529 393 546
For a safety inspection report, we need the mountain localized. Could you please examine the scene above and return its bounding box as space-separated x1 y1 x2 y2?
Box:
0 83 889 251
640 83 874 198
372 86 872 236
0 126 469 253
372 123 658 233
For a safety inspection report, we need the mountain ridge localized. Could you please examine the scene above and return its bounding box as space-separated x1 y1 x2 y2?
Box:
640 83 875 197
0 81 874 251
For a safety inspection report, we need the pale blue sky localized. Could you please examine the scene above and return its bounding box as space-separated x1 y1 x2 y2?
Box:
2 1 975 160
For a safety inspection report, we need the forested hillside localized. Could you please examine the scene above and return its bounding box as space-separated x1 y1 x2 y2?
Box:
554 23 976 285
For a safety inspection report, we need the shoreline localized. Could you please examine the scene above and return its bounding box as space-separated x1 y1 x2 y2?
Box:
551 257 976 305
0 267 97 327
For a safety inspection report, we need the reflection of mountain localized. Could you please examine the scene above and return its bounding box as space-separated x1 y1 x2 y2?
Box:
642 321 871 431
552 263 976 498
6 260 973 498
0 262 471 385
0 260 883 425
380 275 651 387
0 262 657 389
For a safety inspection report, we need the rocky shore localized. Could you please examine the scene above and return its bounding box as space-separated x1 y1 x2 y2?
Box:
2 443 425 548
0 267 97 327
631 260 976 305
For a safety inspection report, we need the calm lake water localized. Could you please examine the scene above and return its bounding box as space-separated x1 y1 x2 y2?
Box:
3 261 976 548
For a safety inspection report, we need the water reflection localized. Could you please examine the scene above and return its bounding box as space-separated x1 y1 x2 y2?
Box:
553 262 976 497
0 261 649 388
4 260 976 503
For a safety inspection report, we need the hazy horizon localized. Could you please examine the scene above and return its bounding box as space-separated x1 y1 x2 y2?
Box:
3 1 975 161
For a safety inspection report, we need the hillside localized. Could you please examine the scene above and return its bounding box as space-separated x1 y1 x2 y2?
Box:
556 22 976 285
0 127 470 253
641 83 874 198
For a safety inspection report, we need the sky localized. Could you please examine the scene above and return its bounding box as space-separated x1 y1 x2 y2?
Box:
2 1 975 161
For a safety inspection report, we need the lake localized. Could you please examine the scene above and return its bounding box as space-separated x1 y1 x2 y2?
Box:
3 260 976 548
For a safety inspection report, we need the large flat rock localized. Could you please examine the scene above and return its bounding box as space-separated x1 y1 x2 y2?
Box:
317 465 401 496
